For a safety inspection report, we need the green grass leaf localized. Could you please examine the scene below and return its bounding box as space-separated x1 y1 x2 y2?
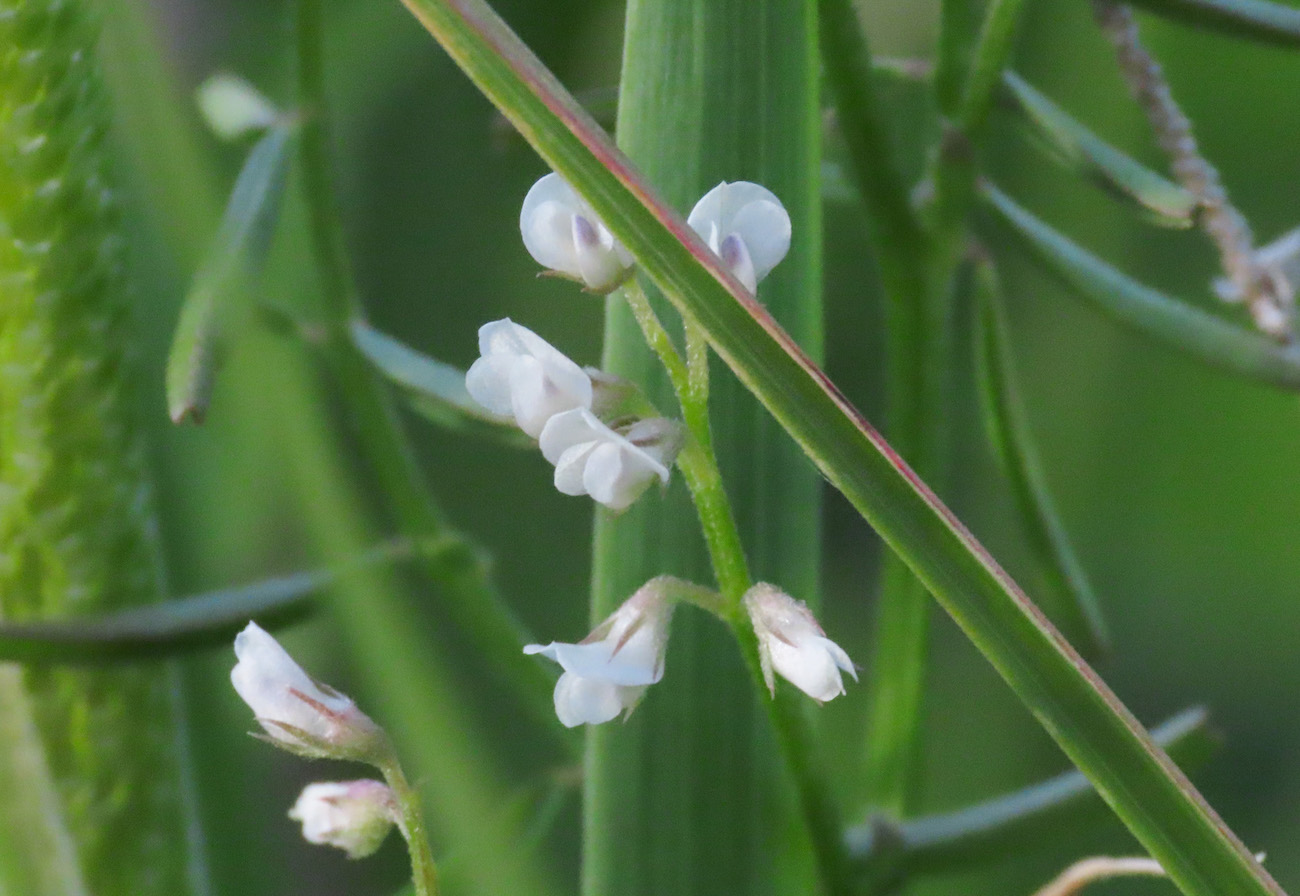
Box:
973 259 1109 657
982 182 1300 389
1002 71 1196 227
1126 0 1300 47
166 125 293 424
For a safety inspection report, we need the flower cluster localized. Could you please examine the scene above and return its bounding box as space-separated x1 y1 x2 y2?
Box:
524 580 854 727
466 318 680 511
465 174 792 513
231 622 399 858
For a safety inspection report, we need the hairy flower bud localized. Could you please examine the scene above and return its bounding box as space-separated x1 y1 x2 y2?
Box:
231 622 383 760
744 584 856 702
288 780 398 859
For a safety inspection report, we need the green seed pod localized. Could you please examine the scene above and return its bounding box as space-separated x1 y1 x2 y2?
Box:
0 2 203 894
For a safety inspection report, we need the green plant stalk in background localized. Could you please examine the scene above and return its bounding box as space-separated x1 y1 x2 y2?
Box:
585 1 825 894
0 2 204 894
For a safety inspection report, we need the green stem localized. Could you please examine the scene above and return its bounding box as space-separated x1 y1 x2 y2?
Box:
819 0 945 816
640 304 852 896
378 751 441 896
619 280 690 400
292 0 567 744
683 316 711 407
847 708 1214 882
863 0 1033 820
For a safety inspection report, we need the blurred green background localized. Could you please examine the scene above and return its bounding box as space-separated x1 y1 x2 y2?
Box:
105 0 1300 893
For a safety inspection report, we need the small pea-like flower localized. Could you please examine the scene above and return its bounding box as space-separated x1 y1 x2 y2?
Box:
687 181 791 293
196 73 281 141
524 580 676 727
743 584 857 702
521 172 634 292
1213 226 1299 338
288 780 398 860
465 318 593 438
538 409 680 511
231 622 383 760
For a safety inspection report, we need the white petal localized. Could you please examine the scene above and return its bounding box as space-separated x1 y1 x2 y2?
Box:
729 198 790 283
686 181 790 288
553 442 598 495
718 233 758 294
538 408 605 465
766 635 848 702
552 672 644 727
583 441 655 511
686 182 731 238
520 173 632 289
464 354 515 417
231 622 351 742
573 215 629 291
468 320 592 435
521 175 583 276
551 629 662 686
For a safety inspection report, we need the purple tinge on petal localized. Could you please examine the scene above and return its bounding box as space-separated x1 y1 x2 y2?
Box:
729 198 790 283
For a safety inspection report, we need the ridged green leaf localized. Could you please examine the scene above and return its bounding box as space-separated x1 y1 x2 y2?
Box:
1002 71 1195 227
166 125 293 424
973 260 1109 657
983 183 1300 389
1126 0 1300 47
0 2 205 893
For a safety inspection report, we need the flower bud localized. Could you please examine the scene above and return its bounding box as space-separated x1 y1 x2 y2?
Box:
231 622 383 760
687 181 791 293
464 318 593 438
196 73 280 141
538 409 680 511
524 579 676 726
520 173 634 292
743 584 857 702
288 780 398 859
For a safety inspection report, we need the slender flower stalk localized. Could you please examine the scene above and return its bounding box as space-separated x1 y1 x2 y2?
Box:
1092 1 1291 339
1030 856 1165 896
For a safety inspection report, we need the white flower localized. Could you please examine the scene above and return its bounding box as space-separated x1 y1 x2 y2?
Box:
538 409 678 511
196 73 280 140
465 318 593 438
1212 226 1297 338
288 780 398 860
687 181 791 293
230 622 381 759
743 584 857 702
520 172 634 292
524 581 676 727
